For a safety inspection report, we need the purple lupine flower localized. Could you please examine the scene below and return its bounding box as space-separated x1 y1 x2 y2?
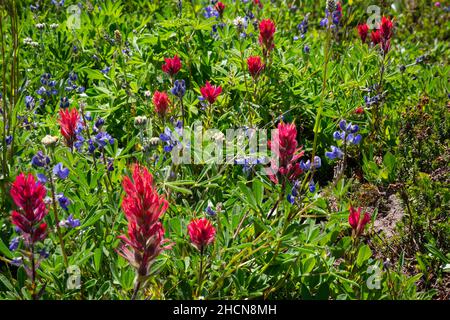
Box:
6 135 12 145
325 146 344 159
94 131 114 149
39 248 49 258
37 173 48 184
25 96 36 109
74 134 85 152
203 6 219 19
205 204 216 216
335 120 362 144
9 237 20 251
57 193 70 211
69 72 78 82
88 139 96 153
299 156 321 171
101 66 111 74
309 180 316 193
347 133 362 145
53 163 70 179
297 14 309 38
287 193 295 204
31 151 50 167
107 158 114 171
60 214 80 228
171 79 186 98
11 257 23 267
36 86 46 95
94 117 105 130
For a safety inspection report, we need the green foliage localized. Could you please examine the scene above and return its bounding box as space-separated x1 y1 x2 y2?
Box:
0 0 448 300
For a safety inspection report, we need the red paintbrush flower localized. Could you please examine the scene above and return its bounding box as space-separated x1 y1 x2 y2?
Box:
355 106 364 114
215 1 225 17
253 0 263 9
247 56 264 79
259 19 276 54
188 217 216 251
380 16 393 41
117 164 171 277
59 108 80 149
153 91 170 117
267 122 304 184
381 39 391 54
348 207 371 236
10 173 48 243
357 23 369 43
162 55 182 77
370 30 382 45
200 81 222 104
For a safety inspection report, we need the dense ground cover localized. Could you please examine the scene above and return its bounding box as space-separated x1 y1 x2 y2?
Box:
0 0 448 300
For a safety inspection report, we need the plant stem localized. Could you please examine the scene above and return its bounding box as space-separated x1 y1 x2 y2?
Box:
48 173 68 267
310 20 332 180
30 242 37 300
131 277 141 300
197 245 204 298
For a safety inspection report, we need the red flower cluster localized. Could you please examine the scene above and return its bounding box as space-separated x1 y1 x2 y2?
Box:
117 165 171 277
188 218 216 251
59 108 80 149
200 81 222 104
371 16 394 54
267 122 304 184
10 173 48 244
355 106 364 115
247 56 264 80
162 55 182 77
357 23 369 43
153 91 170 117
348 207 371 236
259 19 276 55
253 0 263 9
214 1 225 17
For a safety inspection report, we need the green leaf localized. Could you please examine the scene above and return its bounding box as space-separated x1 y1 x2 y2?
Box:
94 247 103 273
0 238 13 259
356 244 372 267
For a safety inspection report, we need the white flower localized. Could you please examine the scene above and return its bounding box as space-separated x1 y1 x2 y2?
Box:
35 23 46 30
41 135 59 146
233 16 248 30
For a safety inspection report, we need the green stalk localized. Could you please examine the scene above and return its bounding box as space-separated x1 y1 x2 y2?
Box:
196 245 204 298
310 19 333 180
48 171 69 267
